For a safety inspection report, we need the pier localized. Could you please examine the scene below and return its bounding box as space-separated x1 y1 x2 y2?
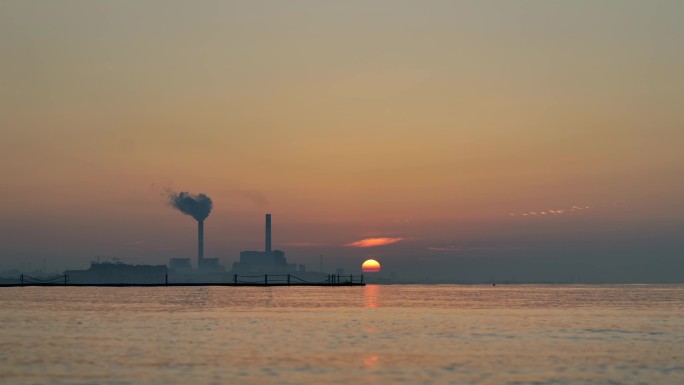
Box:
0 273 365 287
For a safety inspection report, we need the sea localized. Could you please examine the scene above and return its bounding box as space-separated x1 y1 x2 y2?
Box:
1 284 683 385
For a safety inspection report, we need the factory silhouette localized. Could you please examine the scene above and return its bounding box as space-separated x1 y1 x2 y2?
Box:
65 213 335 284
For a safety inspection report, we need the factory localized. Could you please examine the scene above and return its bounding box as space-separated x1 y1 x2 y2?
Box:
56 194 330 284
232 214 302 274
65 261 168 284
164 213 306 280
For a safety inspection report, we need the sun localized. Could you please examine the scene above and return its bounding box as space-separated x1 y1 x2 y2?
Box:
362 259 381 273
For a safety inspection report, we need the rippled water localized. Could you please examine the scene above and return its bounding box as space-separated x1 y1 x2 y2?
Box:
1 285 683 385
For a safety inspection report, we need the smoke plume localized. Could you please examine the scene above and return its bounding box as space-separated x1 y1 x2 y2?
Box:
168 191 213 221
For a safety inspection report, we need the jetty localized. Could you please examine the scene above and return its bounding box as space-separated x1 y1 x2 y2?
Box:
0 273 365 287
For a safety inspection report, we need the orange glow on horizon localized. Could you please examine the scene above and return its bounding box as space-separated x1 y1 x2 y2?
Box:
347 237 403 248
362 259 381 273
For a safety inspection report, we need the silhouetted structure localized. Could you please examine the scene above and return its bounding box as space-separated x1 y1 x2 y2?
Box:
198 257 223 271
167 191 213 269
233 214 298 273
198 220 204 267
265 213 272 252
65 262 167 284
169 258 192 271
1 273 364 287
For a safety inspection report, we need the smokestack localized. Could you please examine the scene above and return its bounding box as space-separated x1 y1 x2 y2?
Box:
198 220 204 267
167 190 213 269
265 214 272 252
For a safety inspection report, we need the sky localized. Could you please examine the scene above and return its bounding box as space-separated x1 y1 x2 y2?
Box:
1 1 683 282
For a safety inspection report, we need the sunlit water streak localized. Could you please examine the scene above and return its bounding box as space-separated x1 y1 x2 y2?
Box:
1 285 683 385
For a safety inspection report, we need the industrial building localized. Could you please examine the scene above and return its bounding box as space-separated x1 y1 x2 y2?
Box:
232 214 300 273
65 261 167 284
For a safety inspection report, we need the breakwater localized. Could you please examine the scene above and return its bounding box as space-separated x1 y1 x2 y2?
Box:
1 273 365 287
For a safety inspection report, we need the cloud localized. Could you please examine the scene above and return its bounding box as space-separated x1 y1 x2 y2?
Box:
283 242 328 247
508 202 625 217
427 241 523 252
427 246 463 251
346 237 404 248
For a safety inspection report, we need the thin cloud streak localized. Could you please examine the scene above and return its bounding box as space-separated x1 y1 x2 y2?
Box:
427 246 462 251
509 202 626 217
154 247 177 252
427 240 524 252
346 237 404 248
283 242 328 247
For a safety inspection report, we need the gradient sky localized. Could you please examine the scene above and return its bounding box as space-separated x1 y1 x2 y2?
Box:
1 1 683 282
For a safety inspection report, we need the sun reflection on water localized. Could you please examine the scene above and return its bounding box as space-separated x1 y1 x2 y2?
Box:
363 355 379 369
364 284 379 308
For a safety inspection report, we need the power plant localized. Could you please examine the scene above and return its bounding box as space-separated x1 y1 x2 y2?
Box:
40 210 360 285
25 191 360 285
233 214 300 273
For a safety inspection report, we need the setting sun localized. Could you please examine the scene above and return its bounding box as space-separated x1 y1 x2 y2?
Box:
362 259 382 273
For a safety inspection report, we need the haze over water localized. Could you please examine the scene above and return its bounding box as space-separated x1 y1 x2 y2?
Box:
1 1 683 382
1 1 683 281
2 285 683 385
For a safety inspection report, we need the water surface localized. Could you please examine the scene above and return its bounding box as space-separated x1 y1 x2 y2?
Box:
1 285 683 384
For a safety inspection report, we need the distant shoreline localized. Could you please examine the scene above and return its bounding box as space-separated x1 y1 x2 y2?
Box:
0 282 365 288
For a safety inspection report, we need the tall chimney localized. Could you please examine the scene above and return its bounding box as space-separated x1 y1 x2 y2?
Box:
198 220 204 268
265 214 272 252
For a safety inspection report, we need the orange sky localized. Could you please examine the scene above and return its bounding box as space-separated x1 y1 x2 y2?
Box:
0 1 682 281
